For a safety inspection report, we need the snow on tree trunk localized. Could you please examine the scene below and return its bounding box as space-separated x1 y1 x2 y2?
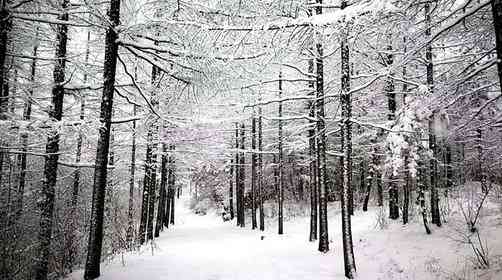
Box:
239 124 245 227
0 0 10 118
417 149 431 234
146 65 160 241
127 103 137 249
340 0 356 277
491 0 502 90
169 144 176 225
429 115 441 227
425 1 441 228
278 72 284 235
258 103 265 231
386 40 399 221
315 0 329 253
363 138 377 212
251 115 257 229
229 158 235 220
308 48 318 241
235 123 240 226
84 0 121 278
33 1 69 279
155 141 168 237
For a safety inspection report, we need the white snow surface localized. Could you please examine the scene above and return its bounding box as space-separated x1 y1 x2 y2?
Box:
70 192 502 280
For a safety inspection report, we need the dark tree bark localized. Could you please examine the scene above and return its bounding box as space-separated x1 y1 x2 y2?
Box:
429 116 441 227
146 65 160 241
315 0 329 253
417 150 431 234
386 41 399 221
340 1 356 276
491 0 502 89
258 104 264 231
169 144 176 225
229 158 234 220
155 142 168 237
33 2 69 279
363 139 377 212
251 115 257 229
446 144 453 190
278 72 284 235
138 129 152 244
84 0 121 278
476 128 486 192
425 1 440 228
0 0 11 118
307 43 318 241
126 103 137 249
235 123 241 226
238 123 245 227
164 148 172 228
403 146 410 225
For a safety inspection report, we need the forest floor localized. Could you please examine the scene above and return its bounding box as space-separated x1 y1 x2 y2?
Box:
70 189 502 280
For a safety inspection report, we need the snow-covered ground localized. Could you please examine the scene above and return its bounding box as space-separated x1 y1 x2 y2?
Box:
70 192 502 280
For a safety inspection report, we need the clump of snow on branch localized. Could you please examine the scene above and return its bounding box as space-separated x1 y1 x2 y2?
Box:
305 0 399 26
384 104 422 178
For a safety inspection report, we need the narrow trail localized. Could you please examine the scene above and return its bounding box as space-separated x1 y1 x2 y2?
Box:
71 192 502 280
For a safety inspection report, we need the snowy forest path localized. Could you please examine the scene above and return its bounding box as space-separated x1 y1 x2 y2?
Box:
70 192 502 280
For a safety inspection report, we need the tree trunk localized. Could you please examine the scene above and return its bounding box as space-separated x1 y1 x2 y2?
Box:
235 123 241 226
33 2 69 279
138 129 152 244
164 148 172 228
258 103 264 231
146 65 160 241
340 1 356 276
84 0 121 278
386 40 399 220
126 103 137 249
307 41 318 241
239 123 245 227
491 0 502 89
278 72 284 235
446 144 453 190
417 152 431 234
251 115 257 229
154 142 168 237
429 116 441 227
0 0 11 118
229 158 234 220
403 147 410 225
363 139 377 211
315 0 329 253
169 144 176 225
425 1 440 228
